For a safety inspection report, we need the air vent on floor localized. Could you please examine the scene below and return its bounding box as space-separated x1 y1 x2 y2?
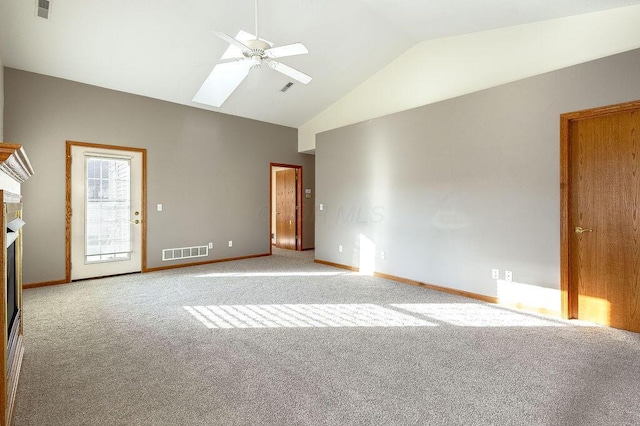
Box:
280 82 294 92
162 245 209 261
36 0 50 19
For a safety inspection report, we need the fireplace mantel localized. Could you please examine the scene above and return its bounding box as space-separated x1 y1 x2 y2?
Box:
0 144 34 197
0 142 33 426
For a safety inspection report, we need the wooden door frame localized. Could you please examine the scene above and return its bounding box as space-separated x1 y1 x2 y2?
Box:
560 100 640 319
65 141 148 282
270 163 303 254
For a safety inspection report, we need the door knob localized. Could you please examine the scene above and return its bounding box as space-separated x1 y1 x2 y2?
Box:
131 219 140 224
575 227 592 234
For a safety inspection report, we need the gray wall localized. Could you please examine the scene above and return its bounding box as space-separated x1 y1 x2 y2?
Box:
4 69 314 284
316 48 640 298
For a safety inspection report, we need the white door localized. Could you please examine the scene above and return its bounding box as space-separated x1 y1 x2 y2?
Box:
71 145 143 280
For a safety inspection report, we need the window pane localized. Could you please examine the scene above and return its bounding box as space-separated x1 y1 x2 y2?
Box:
88 160 99 179
87 178 100 200
85 156 132 263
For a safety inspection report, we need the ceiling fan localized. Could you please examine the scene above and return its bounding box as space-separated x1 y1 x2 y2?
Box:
193 0 312 108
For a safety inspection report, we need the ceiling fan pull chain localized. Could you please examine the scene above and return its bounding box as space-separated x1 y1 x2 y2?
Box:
255 0 259 39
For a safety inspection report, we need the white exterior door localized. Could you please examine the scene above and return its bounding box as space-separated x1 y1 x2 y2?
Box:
71 145 143 280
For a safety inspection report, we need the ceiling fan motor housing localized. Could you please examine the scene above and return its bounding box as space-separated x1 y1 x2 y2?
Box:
243 39 271 60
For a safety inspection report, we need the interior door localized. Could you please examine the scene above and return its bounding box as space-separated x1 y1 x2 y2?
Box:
275 169 297 250
71 145 143 280
568 108 640 332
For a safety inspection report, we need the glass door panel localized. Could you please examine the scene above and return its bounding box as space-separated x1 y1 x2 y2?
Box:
85 156 132 263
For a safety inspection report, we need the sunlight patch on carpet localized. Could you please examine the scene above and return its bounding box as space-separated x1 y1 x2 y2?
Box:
194 271 351 278
184 304 436 329
392 303 567 327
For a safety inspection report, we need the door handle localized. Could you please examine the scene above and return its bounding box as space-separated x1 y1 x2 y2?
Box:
575 226 592 234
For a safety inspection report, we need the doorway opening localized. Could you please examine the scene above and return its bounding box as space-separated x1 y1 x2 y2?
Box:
270 163 303 253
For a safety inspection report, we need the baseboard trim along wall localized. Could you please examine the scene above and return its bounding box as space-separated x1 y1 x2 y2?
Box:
315 259 496 302
374 271 498 304
23 279 68 289
24 253 272 288
314 259 359 272
314 259 561 317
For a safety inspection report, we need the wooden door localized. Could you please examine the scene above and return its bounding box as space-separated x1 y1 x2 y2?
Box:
564 102 640 332
275 169 297 250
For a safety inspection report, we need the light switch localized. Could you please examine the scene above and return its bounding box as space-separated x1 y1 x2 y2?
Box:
157 204 163 212
319 204 324 211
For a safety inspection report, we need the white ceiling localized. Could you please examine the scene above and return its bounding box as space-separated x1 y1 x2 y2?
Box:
1 0 640 128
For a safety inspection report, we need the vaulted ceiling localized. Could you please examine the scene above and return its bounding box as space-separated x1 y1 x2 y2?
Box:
2 0 640 128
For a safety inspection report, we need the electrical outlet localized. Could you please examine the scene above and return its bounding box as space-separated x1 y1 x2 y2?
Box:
380 251 386 260
228 241 233 247
338 245 343 252
208 242 213 249
492 269 499 279
505 270 513 282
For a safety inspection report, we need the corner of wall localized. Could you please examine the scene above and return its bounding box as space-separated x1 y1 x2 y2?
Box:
299 4 640 152
298 126 316 153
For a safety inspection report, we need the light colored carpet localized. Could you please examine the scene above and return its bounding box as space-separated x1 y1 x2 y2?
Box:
13 249 640 425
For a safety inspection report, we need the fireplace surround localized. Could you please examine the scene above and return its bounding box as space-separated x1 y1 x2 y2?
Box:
0 144 33 425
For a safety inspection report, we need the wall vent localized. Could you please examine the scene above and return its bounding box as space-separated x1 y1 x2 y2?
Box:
162 245 208 261
280 82 294 92
36 0 50 19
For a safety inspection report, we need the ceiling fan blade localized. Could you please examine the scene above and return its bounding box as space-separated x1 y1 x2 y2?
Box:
214 31 250 51
265 43 309 58
193 60 253 107
268 61 312 84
